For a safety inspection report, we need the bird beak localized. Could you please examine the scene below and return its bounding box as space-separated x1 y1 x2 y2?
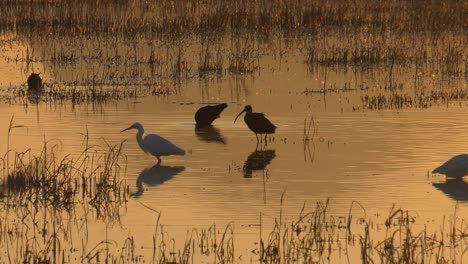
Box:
120 125 133 133
234 109 246 123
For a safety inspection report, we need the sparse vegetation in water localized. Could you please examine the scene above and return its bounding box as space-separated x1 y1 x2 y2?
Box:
0 0 466 262
0 0 463 109
0 137 130 262
1 142 467 264
0 82 170 106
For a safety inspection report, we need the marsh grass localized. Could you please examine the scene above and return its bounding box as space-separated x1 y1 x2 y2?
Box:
1 82 169 106
256 199 468 263
2 139 128 217
0 145 467 264
361 88 468 110
0 0 463 108
0 128 131 261
0 1 466 260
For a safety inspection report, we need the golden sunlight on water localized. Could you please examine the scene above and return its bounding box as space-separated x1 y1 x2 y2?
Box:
2 87 468 221
2 94 468 261
0 1 466 260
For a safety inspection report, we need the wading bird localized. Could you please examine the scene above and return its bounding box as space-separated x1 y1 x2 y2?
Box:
27 73 43 91
433 154 468 180
121 122 185 164
234 105 276 143
195 103 228 126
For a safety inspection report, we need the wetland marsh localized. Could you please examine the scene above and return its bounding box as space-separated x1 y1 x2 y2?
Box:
0 0 467 262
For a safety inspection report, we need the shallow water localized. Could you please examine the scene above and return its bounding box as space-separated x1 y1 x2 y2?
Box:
0 34 467 261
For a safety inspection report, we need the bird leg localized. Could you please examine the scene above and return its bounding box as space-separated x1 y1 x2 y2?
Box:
255 134 259 143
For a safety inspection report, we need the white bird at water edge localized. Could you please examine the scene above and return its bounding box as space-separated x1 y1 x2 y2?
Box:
121 122 185 164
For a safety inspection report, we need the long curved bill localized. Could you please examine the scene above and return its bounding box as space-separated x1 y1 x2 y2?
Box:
234 109 246 123
120 125 133 133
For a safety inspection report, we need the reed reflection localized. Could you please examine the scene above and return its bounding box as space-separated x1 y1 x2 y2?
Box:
194 124 226 144
243 149 276 178
133 164 185 198
432 179 468 202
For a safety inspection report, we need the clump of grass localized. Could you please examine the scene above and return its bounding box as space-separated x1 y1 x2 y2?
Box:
0 136 131 262
228 37 259 74
1 139 129 218
258 198 468 263
1 82 169 106
361 88 468 110
198 38 223 76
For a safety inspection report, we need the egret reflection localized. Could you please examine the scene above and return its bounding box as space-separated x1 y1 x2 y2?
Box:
195 124 226 144
133 165 185 198
243 149 276 178
432 179 468 202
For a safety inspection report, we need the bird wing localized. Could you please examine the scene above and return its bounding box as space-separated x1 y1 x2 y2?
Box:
143 134 186 156
257 113 276 128
246 113 277 133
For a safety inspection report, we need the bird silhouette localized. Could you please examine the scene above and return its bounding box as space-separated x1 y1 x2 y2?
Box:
234 105 276 143
133 164 185 198
27 73 43 91
195 103 228 126
121 122 185 164
432 154 468 180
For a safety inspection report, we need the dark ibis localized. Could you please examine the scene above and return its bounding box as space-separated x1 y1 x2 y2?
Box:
27 73 43 91
195 103 228 126
433 154 468 180
234 105 276 143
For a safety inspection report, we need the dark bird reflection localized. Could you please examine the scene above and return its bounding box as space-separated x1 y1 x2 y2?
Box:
432 179 468 202
243 149 276 178
133 164 185 198
26 89 44 104
195 124 226 144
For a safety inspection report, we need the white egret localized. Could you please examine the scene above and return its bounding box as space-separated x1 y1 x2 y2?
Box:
432 154 468 180
121 122 185 164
